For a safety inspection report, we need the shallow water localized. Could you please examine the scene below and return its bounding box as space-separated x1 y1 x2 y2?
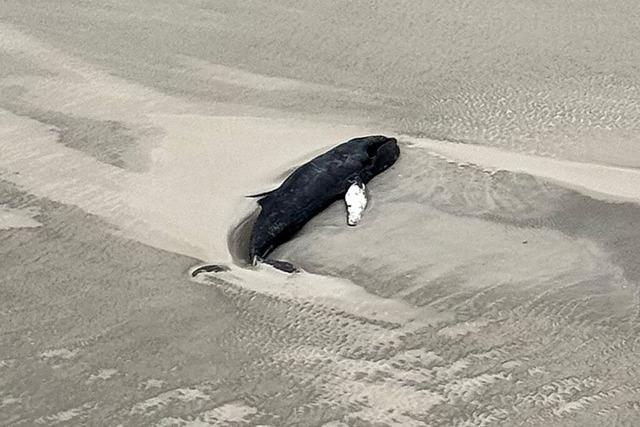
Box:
2 1 640 426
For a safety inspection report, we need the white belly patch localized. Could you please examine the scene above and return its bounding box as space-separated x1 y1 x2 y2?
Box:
345 181 367 226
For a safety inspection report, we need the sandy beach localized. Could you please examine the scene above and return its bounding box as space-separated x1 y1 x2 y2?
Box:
2 1 640 425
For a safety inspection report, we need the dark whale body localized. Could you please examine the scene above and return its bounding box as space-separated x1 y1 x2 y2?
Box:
249 135 400 272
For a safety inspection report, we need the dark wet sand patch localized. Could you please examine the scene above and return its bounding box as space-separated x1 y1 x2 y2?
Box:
0 94 143 171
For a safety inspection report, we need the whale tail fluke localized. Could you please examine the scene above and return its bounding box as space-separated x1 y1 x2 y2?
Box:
191 264 231 277
253 256 299 274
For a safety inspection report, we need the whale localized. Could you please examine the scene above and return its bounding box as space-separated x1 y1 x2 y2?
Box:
248 135 400 272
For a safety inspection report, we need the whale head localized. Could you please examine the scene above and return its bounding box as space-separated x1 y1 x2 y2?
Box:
344 135 400 182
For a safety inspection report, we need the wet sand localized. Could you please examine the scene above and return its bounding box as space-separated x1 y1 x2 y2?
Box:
2 1 640 426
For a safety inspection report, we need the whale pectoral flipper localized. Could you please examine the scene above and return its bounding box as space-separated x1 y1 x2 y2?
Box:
345 179 367 226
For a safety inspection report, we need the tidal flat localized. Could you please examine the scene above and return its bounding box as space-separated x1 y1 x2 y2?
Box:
2 1 640 425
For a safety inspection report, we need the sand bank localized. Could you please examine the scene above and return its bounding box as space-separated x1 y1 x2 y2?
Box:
406 136 640 205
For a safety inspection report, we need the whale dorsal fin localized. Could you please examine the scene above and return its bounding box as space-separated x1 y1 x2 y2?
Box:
246 189 277 198
246 188 281 209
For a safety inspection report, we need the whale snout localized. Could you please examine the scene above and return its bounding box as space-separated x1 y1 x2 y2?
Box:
364 135 396 155
364 135 400 175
